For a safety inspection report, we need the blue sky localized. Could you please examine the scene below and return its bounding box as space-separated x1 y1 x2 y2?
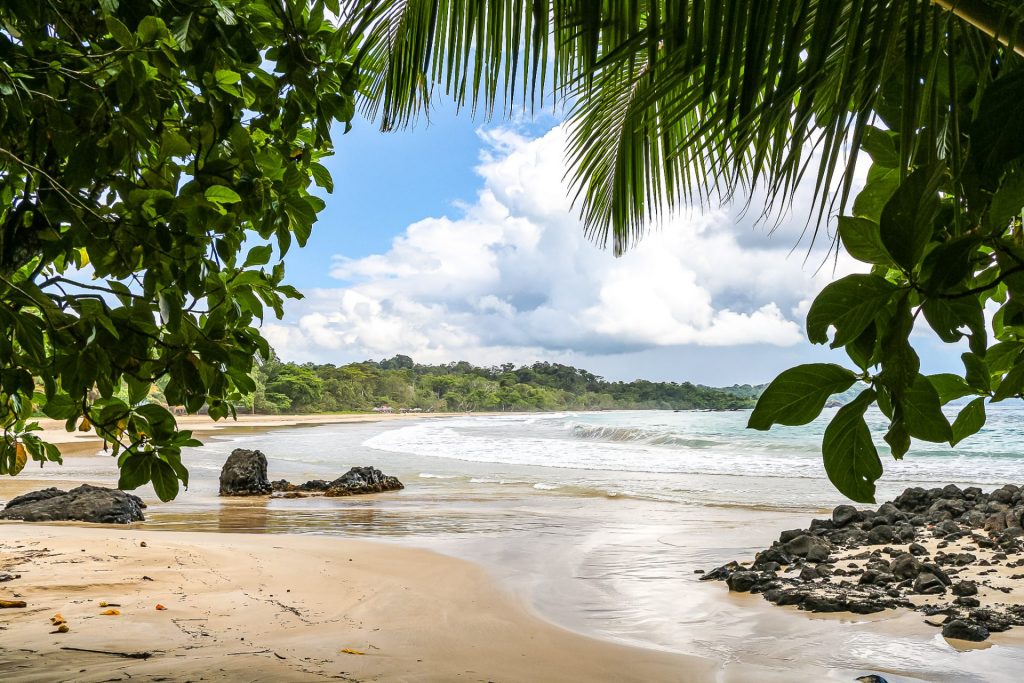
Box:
265 104 963 386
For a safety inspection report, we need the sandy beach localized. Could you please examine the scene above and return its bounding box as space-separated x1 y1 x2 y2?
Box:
0 525 708 682
4 411 1024 682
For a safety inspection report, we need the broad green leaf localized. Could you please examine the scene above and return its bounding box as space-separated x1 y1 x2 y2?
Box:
927 373 974 405
962 352 991 392
118 453 152 491
853 166 899 222
150 459 180 502
105 16 134 46
310 162 334 193
822 389 883 504
985 341 1023 374
837 216 894 266
993 362 1024 401
42 394 79 420
879 165 944 271
748 364 858 430
989 168 1024 230
884 418 911 460
204 185 242 204
806 274 897 347
951 398 986 446
921 297 985 349
861 127 899 168
243 245 274 268
899 374 953 443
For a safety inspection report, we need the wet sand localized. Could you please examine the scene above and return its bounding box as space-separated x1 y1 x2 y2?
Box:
0 525 710 682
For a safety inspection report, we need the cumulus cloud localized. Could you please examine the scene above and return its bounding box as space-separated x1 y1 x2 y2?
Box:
264 125 863 367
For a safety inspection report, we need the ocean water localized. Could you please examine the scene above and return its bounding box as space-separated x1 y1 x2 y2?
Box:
13 408 1024 681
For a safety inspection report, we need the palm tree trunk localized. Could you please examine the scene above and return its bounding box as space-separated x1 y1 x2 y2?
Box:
932 0 1024 56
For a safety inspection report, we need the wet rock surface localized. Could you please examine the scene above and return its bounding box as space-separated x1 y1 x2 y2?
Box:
702 485 1024 641
272 467 403 497
219 448 272 496
0 485 145 523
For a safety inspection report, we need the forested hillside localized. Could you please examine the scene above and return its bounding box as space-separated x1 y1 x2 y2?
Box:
239 354 753 414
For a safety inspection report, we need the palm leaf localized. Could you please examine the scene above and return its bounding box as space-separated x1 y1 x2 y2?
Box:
346 0 1024 254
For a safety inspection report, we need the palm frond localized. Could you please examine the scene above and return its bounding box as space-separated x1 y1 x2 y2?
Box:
346 0 1024 253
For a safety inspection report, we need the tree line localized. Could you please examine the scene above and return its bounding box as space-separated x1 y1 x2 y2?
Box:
241 354 753 414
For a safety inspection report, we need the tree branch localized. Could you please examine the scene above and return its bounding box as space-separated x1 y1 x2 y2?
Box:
931 0 1024 57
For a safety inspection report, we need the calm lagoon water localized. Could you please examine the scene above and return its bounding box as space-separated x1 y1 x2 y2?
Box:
17 407 1024 681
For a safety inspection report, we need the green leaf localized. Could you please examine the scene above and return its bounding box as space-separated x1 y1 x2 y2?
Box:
118 452 152 491
837 216 894 266
884 418 911 460
243 245 274 268
150 459 180 502
853 166 899 222
962 352 991 393
204 185 242 204
899 374 953 443
822 389 883 504
137 16 169 43
985 341 1023 375
989 168 1024 230
310 162 334 193
951 397 986 446
748 364 858 430
105 15 134 47
993 361 1024 402
921 297 985 349
879 165 944 271
42 394 79 420
927 373 974 405
861 126 899 168
806 274 897 347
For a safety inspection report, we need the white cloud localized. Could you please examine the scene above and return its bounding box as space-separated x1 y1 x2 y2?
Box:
265 125 863 367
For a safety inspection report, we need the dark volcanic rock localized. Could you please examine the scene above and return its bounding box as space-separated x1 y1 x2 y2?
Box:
271 479 332 493
702 484 1024 638
952 580 979 597
726 570 759 592
942 619 990 642
833 504 861 527
219 448 272 496
913 572 947 595
867 525 895 545
890 553 921 580
0 485 145 524
324 466 404 496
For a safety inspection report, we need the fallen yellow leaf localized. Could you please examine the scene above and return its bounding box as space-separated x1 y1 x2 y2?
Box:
100 609 120 616
340 649 365 655
50 613 65 624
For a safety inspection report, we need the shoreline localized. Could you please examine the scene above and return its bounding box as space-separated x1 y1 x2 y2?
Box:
0 524 710 682
32 411 486 456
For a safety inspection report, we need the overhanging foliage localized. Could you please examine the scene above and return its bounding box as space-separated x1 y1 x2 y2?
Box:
0 0 358 500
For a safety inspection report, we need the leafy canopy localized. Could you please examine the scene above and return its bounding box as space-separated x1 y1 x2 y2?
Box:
751 41 1024 503
0 0 358 500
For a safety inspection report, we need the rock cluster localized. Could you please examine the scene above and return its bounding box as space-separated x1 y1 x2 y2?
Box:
219 448 272 496
0 485 146 523
271 466 404 498
702 484 1024 641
